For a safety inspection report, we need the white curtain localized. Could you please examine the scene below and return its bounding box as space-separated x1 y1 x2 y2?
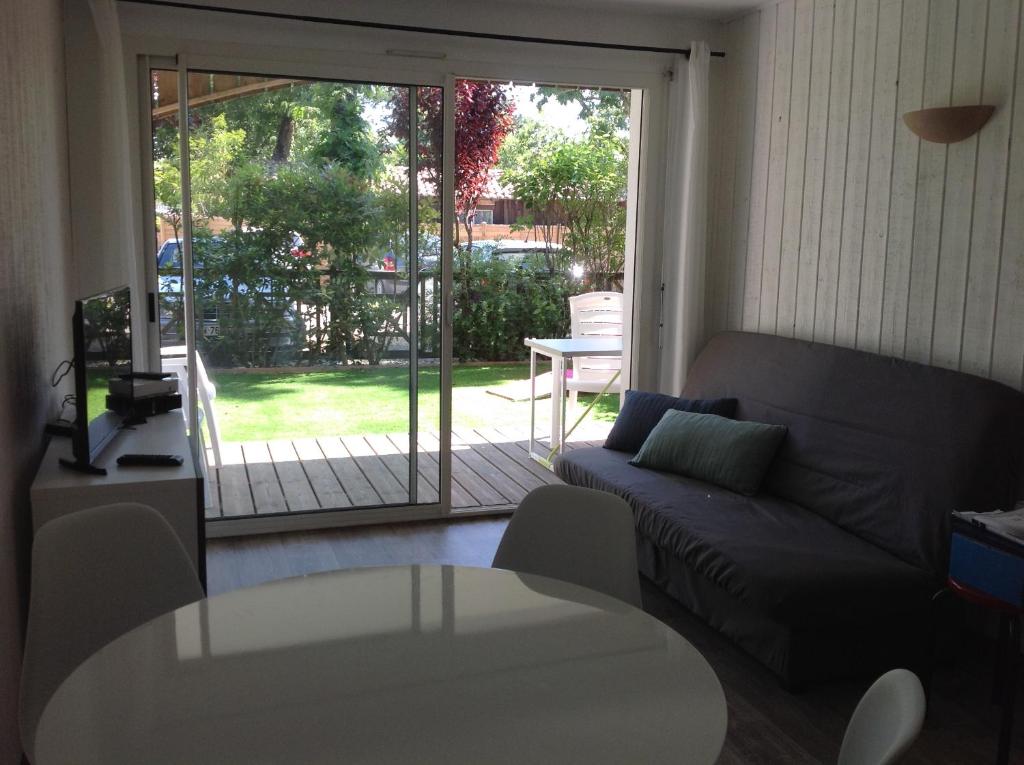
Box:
64 0 140 305
658 41 710 395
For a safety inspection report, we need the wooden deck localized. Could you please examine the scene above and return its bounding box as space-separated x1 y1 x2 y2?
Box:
205 425 610 519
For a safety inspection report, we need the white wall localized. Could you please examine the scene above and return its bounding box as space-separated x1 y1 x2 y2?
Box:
65 0 139 301
0 0 74 757
707 0 1024 390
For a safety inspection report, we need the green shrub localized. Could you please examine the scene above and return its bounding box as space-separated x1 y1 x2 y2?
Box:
452 253 575 361
169 240 591 367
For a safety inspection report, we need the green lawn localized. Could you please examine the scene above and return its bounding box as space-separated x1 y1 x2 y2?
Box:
86 371 110 420
208 363 619 442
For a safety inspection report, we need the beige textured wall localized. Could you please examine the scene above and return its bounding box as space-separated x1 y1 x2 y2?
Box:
708 0 1024 390
0 0 73 758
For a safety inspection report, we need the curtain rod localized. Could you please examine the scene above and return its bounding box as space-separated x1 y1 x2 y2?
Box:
120 0 726 59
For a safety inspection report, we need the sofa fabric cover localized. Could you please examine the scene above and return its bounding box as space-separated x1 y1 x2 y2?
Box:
557 447 935 683
557 448 935 621
681 332 1024 575
555 332 1024 685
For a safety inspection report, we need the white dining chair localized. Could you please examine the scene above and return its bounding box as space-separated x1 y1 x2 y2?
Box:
492 485 642 608
837 668 926 765
566 291 623 408
19 503 204 761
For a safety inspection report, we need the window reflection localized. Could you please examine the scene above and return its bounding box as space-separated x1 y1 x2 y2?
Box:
174 565 659 667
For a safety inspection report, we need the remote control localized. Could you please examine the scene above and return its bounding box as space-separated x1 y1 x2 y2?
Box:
117 453 184 467
119 372 173 380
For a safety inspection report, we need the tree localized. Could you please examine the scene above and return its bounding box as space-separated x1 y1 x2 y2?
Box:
532 86 631 134
313 90 383 177
152 79 444 366
152 113 245 242
501 123 627 290
388 81 515 247
498 120 565 269
154 82 408 366
556 131 627 290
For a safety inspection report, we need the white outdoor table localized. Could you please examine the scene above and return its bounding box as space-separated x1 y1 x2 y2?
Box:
524 337 623 464
34 565 727 765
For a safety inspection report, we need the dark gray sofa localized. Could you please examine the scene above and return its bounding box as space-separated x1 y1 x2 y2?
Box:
554 332 1024 686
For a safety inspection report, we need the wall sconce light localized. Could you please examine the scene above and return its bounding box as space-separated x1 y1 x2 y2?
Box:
903 105 996 143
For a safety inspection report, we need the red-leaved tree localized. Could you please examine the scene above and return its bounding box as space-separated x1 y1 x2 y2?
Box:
390 81 515 247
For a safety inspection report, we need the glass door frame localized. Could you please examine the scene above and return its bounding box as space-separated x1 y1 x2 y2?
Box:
136 53 455 535
128 31 666 535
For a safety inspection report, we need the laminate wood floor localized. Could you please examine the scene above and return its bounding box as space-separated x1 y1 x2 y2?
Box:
207 517 1021 764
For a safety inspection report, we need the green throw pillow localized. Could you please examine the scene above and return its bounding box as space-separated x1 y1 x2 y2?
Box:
629 410 787 496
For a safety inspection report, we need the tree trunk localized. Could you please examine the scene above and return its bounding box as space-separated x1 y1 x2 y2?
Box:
463 211 474 251
272 114 294 163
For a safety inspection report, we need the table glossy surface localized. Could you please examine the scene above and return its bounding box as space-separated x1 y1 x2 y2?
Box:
36 565 726 764
524 337 623 458
524 337 623 357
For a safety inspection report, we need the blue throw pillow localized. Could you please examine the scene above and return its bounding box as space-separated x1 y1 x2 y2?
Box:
603 390 737 454
630 410 787 495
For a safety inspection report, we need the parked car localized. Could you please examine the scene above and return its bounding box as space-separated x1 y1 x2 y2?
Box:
155 237 300 352
359 236 569 271
476 240 559 259
463 240 583 278
156 238 183 270
369 235 443 273
156 234 308 270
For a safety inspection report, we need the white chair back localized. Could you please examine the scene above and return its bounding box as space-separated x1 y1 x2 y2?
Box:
567 292 623 394
569 291 623 339
162 352 222 468
492 485 642 607
838 669 926 765
19 503 203 760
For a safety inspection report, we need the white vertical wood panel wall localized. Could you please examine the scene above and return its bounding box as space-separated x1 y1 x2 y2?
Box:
707 0 1024 390
0 0 74 758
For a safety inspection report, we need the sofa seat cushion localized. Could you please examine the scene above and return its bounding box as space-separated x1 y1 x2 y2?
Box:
555 447 936 625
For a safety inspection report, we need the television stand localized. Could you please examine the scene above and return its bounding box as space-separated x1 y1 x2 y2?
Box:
32 411 206 587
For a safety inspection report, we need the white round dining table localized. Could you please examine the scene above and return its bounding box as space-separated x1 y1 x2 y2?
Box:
35 565 727 764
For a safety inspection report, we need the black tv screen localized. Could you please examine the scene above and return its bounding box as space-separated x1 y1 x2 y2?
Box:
65 286 132 472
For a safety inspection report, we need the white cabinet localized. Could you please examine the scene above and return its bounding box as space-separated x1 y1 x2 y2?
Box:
31 412 205 587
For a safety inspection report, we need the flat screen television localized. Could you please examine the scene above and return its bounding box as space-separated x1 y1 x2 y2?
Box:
61 286 132 474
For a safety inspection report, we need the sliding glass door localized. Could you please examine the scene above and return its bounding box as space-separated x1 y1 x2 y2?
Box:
445 79 639 512
148 66 447 524
138 45 651 533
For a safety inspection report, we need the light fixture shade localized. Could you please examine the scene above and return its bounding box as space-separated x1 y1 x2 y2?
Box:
903 105 996 143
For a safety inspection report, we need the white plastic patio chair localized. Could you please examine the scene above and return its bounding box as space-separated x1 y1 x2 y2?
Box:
566 291 623 407
161 351 222 468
